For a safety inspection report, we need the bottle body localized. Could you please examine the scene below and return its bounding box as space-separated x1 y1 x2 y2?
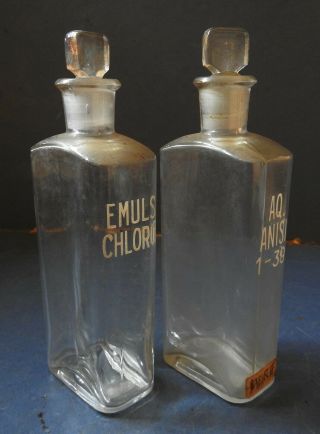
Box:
32 132 156 413
161 131 292 402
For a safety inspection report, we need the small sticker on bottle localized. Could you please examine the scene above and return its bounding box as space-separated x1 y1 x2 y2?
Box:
245 359 277 399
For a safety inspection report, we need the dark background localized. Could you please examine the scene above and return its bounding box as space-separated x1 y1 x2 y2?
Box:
1 0 319 240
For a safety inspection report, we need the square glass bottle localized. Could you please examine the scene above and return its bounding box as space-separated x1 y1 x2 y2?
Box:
161 28 293 402
31 31 156 413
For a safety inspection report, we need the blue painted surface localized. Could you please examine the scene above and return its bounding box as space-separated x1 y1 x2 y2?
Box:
0 234 319 433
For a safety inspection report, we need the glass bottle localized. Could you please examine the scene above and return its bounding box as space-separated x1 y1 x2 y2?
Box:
31 31 156 413
161 27 292 403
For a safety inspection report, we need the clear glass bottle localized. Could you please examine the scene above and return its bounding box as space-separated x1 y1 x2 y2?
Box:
161 27 292 403
31 31 156 413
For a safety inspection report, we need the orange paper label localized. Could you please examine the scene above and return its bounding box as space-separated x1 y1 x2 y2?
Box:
245 359 277 399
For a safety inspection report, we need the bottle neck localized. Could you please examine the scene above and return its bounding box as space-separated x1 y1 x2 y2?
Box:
56 78 120 135
195 75 256 135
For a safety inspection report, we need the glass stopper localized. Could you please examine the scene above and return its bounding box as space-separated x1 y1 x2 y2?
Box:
65 30 110 78
202 27 249 74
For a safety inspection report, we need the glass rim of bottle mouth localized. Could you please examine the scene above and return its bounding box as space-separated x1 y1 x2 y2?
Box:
194 74 257 88
55 77 121 91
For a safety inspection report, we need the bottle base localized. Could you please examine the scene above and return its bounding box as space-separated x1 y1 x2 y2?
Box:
51 367 153 414
164 353 274 404
49 341 153 413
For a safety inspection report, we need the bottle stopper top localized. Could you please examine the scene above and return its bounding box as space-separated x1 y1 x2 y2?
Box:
202 27 249 74
65 30 110 78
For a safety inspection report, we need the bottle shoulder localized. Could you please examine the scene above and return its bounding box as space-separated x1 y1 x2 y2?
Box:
31 132 156 166
161 132 292 163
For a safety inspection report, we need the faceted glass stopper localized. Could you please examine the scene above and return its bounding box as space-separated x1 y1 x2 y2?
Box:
65 30 110 78
202 27 249 74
